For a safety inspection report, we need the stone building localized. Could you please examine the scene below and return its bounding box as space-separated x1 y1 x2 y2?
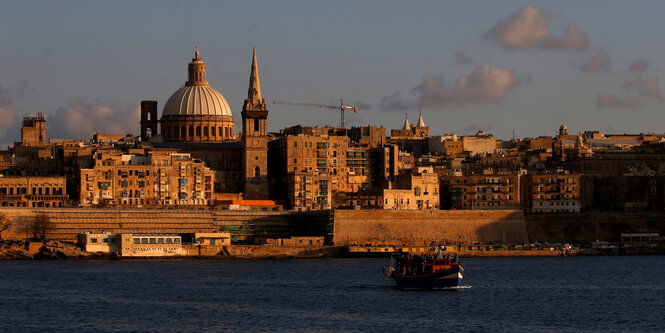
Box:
20 113 46 146
79 150 214 207
0 176 67 207
444 171 521 210
383 166 439 210
269 134 351 209
522 172 581 213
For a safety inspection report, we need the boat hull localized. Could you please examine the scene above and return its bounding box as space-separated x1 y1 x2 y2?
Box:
392 266 463 289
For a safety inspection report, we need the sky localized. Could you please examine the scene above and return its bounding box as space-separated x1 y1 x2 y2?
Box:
2 1 665 147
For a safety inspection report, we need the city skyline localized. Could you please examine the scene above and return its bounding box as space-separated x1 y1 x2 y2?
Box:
2 1 665 147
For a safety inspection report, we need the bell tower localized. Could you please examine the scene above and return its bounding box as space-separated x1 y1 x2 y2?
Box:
140 100 158 141
241 47 269 199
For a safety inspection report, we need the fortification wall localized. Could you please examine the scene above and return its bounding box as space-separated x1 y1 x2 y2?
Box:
333 210 528 246
525 211 665 243
0 208 329 242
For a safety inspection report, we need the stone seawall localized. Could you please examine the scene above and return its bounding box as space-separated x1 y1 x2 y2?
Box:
0 208 330 242
4 207 664 246
525 211 665 243
333 210 528 246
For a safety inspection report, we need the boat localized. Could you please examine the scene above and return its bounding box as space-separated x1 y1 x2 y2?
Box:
383 251 464 289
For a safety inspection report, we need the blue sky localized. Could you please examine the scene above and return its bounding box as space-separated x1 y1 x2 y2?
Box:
1 1 665 146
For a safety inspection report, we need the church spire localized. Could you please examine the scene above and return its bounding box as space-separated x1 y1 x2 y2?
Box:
244 47 266 111
417 111 426 128
247 47 263 104
402 114 411 130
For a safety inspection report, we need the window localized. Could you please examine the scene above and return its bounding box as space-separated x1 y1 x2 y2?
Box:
254 118 259 132
149 238 157 244
90 238 98 244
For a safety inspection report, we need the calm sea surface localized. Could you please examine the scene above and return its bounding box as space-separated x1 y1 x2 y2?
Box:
1 256 664 332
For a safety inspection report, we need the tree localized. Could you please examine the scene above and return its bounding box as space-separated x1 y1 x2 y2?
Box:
0 212 12 241
30 213 53 240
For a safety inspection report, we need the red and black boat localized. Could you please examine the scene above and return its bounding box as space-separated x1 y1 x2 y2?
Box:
383 252 464 289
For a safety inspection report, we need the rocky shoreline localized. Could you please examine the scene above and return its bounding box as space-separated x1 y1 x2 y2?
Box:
1 240 662 260
0 240 92 260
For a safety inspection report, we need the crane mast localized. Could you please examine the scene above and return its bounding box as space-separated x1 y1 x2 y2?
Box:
272 99 358 128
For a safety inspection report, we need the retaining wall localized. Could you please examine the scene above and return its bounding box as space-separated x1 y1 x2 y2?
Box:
333 210 528 246
0 208 329 242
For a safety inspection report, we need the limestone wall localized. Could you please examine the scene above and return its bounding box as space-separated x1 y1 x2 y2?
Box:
333 210 528 246
525 211 665 243
0 208 329 242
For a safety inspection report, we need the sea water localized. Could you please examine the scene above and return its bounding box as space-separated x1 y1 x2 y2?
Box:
1 256 664 332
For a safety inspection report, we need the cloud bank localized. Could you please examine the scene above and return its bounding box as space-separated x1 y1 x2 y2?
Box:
412 63 521 108
47 98 140 139
486 5 589 51
378 63 525 111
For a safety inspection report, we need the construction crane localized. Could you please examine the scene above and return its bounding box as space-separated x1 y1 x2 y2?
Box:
272 99 358 128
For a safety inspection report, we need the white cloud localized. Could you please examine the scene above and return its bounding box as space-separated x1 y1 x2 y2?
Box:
486 5 589 51
412 63 521 108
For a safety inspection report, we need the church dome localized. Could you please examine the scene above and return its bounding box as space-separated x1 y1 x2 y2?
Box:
159 46 236 143
163 85 232 117
162 46 233 118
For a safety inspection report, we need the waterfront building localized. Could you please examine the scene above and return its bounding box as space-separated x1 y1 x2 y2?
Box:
0 176 67 207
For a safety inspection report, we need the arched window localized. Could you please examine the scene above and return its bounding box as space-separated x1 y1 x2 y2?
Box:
211 126 216 136
146 128 152 138
225 127 228 137
254 167 260 179
188 126 193 137
203 126 208 136
254 119 259 132
180 126 185 138
219 126 223 138
146 112 151 121
196 126 201 136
